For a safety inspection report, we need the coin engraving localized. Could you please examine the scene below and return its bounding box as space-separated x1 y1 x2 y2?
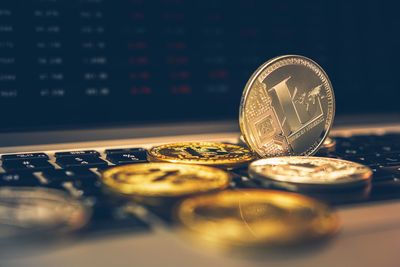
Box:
240 55 335 157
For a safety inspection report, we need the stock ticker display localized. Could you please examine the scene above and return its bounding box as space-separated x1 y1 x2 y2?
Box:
0 0 398 129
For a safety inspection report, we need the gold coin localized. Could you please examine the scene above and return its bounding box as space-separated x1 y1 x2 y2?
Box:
148 142 255 168
101 163 230 197
176 189 339 248
319 137 336 152
249 157 372 190
239 55 335 157
0 187 90 240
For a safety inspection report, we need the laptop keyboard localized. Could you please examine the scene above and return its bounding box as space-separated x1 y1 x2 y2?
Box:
1 133 400 237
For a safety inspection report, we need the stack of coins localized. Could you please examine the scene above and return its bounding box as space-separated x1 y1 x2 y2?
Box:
101 55 374 249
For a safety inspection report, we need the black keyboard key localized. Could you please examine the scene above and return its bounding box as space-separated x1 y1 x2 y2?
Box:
55 150 100 158
105 148 146 155
56 156 108 169
2 159 54 172
42 168 98 183
343 156 379 167
372 166 400 182
374 153 400 166
0 172 40 186
1 152 49 161
106 152 147 165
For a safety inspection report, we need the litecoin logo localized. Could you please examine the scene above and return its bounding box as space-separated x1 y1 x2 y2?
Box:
267 76 324 140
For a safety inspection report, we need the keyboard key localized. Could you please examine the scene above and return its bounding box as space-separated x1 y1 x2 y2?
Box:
56 156 108 169
42 168 98 183
105 148 146 155
2 159 54 172
55 150 100 158
1 152 49 161
47 179 103 198
374 153 400 166
106 152 147 165
343 156 379 167
0 172 40 186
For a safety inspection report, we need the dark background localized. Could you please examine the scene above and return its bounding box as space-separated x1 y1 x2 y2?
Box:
0 0 399 131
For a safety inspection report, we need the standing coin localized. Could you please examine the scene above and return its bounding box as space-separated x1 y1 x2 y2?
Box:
239 55 335 157
249 157 372 191
148 142 255 168
176 189 339 248
102 163 230 197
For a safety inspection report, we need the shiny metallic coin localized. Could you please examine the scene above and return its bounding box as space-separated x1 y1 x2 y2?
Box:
249 157 372 191
102 163 230 197
0 187 90 242
176 189 339 248
239 55 335 157
148 142 255 168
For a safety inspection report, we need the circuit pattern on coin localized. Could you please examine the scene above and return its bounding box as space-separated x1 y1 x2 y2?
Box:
249 157 372 186
148 142 255 168
102 163 230 197
239 55 335 157
176 189 339 247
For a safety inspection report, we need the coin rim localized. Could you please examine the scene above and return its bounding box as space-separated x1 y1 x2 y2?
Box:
239 54 336 157
248 156 372 187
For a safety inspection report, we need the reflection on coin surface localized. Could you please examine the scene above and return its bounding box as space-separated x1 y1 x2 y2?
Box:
239 55 335 157
148 142 255 168
102 163 230 197
0 187 89 241
176 189 339 248
249 157 372 190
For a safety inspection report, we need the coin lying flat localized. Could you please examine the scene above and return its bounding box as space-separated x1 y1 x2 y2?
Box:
0 187 90 242
176 189 339 248
239 55 335 157
101 163 230 197
249 157 372 191
148 142 255 168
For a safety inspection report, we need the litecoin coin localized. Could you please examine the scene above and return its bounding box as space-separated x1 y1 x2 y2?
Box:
176 189 339 248
239 55 335 157
249 157 372 191
148 142 255 168
0 187 90 242
102 163 230 197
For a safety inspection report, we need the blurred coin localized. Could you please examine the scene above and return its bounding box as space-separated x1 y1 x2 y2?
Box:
176 189 339 248
249 157 372 191
0 187 90 242
101 163 230 198
239 55 335 157
148 142 255 168
319 137 336 153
